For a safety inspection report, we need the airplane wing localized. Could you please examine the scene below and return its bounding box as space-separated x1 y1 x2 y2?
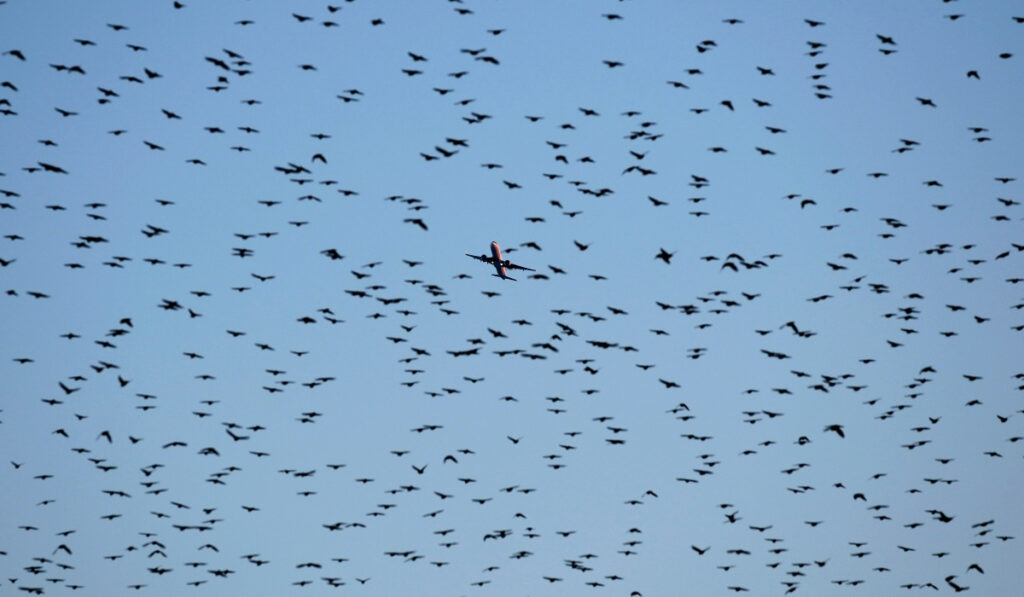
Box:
465 253 495 264
465 250 534 275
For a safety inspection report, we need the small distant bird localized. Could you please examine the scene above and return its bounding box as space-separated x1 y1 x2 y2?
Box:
404 218 428 231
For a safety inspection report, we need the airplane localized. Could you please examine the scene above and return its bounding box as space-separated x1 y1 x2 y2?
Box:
465 241 535 281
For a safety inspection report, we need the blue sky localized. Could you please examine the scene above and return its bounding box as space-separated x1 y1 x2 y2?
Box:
2 0 1023 595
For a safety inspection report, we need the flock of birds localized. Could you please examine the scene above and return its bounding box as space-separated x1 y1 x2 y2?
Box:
2 0 1023 595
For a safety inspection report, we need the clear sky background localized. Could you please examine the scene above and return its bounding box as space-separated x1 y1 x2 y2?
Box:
1 0 1023 595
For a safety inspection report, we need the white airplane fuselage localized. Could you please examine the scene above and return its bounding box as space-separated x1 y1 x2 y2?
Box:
490 241 511 279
